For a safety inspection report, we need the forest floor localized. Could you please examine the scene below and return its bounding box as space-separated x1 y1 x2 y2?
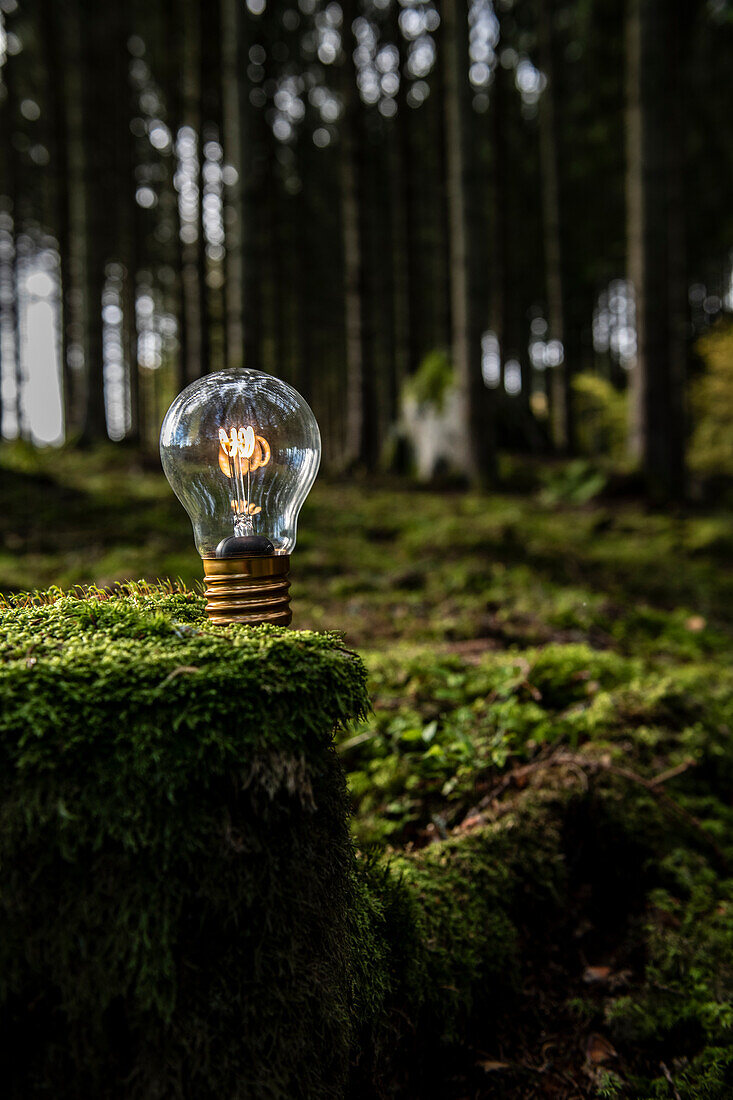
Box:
2 442 732 1098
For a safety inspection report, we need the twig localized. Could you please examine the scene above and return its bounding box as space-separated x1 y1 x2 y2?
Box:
649 759 696 786
462 743 561 820
660 1061 682 1100
158 665 201 686
336 729 376 754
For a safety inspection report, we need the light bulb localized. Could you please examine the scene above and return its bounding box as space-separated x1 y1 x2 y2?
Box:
160 369 321 625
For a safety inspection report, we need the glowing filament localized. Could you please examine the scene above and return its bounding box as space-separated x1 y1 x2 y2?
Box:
218 425 271 530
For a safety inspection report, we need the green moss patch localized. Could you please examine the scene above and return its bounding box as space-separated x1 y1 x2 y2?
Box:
0 585 368 1098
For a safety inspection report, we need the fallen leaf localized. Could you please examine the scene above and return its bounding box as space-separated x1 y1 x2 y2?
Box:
586 1033 617 1066
685 615 706 632
609 968 632 990
477 1060 510 1073
583 965 611 983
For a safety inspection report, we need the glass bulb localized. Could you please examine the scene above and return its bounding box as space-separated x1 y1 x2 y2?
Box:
160 369 320 558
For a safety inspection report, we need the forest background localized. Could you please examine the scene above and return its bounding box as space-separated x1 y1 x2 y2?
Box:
1 2 733 1096
0 0 731 496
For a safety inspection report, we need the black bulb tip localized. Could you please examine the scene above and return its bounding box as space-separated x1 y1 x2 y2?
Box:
215 535 275 558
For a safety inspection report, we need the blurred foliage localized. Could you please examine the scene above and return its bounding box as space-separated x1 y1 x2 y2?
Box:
539 458 609 504
573 372 629 464
403 349 455 412
690 320 733 477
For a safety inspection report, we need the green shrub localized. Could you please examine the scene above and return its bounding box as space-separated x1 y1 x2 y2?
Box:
0 584 368 1099
573 371 628 463
690 320 733 477
540 458 609 504
403 349 454 411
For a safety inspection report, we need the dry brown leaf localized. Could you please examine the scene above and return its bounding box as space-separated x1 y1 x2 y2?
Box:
586 1033 617 1066
477 1060 510 1073
583 965 612 983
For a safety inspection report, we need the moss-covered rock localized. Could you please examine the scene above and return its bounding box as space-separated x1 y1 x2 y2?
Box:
0 584 368 1099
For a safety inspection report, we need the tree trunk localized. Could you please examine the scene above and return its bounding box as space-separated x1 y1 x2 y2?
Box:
177 0 203 385
294 160 314 402
538 0 572 452
339 0 376 469
2 40 24 438
63 0 88 436
626 0 686 499
238 9 264 373
78 0 109 442
197 0 220 377
442 0 495 483
39 0 78 440
432 14 453 357
391 16 420 392
220 0 244 368
161 0 188 394
488 56 509 392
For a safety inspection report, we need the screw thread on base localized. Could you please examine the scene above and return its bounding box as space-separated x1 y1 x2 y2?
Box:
202 555 292 626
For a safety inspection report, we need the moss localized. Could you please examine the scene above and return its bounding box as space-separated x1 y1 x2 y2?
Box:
349 795 569 1095
604 852 733 1096
342 641 733 849
0 584 369 1099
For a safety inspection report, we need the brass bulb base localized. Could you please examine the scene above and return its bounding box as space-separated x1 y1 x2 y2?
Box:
202 554 291 626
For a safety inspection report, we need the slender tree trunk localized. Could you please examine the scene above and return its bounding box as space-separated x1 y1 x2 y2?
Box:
488 57 508 392
267 169 284 377
220 0 244 367
238 9 264 372
626 0 686 499
387 10 416 404
122 145 142 445
293 128 314 402
2 44 24 438
177 0 203 384
78 0 110 442
295 190 314 400
197 0 220 376
116 8 141 444
373 121 397 440
339 0 376 468
442 0 495 482
626 0 643 461
538 0 571 452
163 0 189 394
391 15 420 393
196 148 210 379
39 0 78 439
340 99 365 467
10 221 23 439
432 13 453 355
385 123 405 428
62 0 88 436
